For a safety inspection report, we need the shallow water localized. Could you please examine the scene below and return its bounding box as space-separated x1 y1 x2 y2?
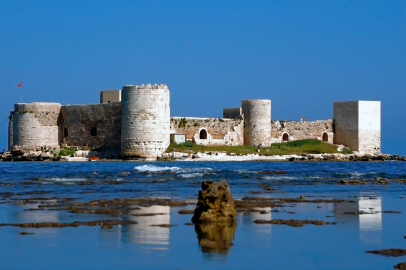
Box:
1 161 406 269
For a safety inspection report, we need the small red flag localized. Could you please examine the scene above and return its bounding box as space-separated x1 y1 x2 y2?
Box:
18 83 22 87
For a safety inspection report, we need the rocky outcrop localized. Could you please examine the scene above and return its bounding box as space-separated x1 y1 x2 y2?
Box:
192 180 237 223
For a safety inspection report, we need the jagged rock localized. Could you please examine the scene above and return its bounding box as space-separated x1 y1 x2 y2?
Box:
192 180 237 223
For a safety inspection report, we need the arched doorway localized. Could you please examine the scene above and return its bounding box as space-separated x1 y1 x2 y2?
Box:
90 127 97 137
64 127 68 138
283 133 289 142
322 132 328 142
199 129 207 139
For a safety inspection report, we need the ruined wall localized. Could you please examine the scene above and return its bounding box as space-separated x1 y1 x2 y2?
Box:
121 84 170 158
100 90 121 104
333 101 359 151
170 117 244 146
60 102 121 149
242 100 272 146
271 119 334 144
12 102 62 152
358 101 381 154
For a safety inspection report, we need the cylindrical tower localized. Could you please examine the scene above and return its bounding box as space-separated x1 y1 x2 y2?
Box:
12 102 62 152
121 84 170 159
241 99 272 146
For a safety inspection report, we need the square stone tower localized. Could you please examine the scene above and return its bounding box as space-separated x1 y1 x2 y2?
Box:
333 101 381 154
100 90 121 104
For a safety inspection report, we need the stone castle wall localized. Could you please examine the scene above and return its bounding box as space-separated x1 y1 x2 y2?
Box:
121 84 170 158
333 101 359 151
271 119 334 144
357 101 381 154
60 102 122 149
8 113 13 151
12 102 62 152
170 117 244 146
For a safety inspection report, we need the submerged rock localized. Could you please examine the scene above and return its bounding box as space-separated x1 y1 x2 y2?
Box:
192 180 237 223
366 249 406 257
254 219 333 227
394 262 406 270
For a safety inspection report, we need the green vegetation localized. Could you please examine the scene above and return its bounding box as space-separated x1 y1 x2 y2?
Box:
167 139 345 156
58 148 76 157
342 147 354 154
19 111 34 114
205 119 210 122
178 118 187 128
194 123 199 127
218 118 225 122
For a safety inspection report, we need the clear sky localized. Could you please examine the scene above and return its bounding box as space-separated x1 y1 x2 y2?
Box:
1 1 405 154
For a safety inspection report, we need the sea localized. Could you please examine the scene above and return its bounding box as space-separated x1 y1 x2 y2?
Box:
1 161 406 270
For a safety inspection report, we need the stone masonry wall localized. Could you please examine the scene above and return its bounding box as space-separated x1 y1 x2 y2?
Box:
12 102 62 152
121 84 170 158
170 117 244 146
223 108 242 119
271 119 334 144
358 101 381 154
333 101 359 151
8 116 13 152
60 102 121 149
242 100 272 146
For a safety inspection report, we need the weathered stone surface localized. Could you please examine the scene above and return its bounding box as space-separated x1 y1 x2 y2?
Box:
121 84 170 158
192 180 237 223
60 102 121 149
271 119 334 144
242 100 272 146
170 117 244 146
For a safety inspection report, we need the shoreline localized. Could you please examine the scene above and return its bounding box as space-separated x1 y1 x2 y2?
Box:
1 151 405 162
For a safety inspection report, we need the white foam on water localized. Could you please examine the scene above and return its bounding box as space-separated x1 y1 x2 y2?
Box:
134 165 213 174
260 176 299 180
179 173 204 178
42 177 87 182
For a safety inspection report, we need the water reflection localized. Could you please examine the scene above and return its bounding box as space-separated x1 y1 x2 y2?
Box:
122 205 170 246
334 196 382 232
195 222 237 254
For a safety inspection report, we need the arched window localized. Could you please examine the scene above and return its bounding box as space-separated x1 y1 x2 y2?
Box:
91 127 97 137
200 129 207 140
322 132 328 142
64 127 68 138
283 133 289 142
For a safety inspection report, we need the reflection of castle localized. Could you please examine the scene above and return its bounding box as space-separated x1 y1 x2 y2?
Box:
334 197 382 232
8 84 381 158
122 205 171 246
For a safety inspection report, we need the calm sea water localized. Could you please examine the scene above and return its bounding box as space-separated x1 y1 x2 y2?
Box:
1 161 406 270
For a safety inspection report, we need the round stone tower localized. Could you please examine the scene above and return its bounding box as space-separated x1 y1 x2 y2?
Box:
12 102 62 152
121 84 170 159
241 99 272 146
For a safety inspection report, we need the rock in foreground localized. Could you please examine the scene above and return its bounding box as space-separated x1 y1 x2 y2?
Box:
192 180 237 223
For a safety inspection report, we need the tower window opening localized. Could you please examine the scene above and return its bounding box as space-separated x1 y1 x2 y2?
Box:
91 127 97 137
200 129 207 140
283 133 289 142
64 127 68 138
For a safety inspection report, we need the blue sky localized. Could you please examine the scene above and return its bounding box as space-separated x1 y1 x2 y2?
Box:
0 1 405 154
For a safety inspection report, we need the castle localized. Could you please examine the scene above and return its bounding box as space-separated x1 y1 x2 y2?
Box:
7 84 381 158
